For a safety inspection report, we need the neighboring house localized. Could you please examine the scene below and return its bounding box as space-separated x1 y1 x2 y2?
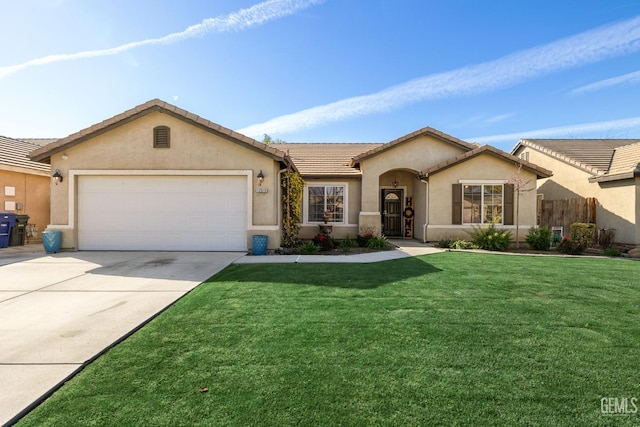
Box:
29 99 551 251
512 139 640 245
0 135 52 241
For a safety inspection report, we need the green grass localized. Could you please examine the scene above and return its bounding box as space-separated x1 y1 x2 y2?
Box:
18 253 640 426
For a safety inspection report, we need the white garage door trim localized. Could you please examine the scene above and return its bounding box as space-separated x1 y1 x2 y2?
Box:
69 170 253 251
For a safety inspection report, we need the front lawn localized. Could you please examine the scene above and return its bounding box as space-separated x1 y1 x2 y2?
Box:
19 253 640 426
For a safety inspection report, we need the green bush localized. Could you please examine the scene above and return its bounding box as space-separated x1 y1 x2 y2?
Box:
525 226 552 250
437 238 453 249
604 247 622 257
451 240 476 249
356 233 374 247
339 236 353 252
299 242 320 254
470 224 512 251
312 234 335 251
367 235 390 250
557 237 586 255
570 223 596 247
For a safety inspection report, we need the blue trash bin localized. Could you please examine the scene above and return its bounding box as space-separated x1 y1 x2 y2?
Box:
252 235 268 256
0 212 17 248
42 230 62 253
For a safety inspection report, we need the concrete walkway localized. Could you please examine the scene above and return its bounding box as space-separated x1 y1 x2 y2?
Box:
233 239 443 264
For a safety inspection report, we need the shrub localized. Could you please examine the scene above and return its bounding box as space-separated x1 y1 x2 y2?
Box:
312 234 335 251
469 224 512 251
339 236 353 252
570 223 596 247
598 228 617 248
604 247 622 257
299 242 320 254
356 233 374 247
367 235 390 250
525 226 552 251
437 238 453 249
450 240 476 250
557 237 586 255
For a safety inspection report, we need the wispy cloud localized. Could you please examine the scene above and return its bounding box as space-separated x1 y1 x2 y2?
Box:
469 116 640 144
571 70 640 95
484 113 515 125
239 16 640 138
0 0 324 80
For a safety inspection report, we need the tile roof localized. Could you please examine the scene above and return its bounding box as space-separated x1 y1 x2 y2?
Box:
351 126 477 166
271 143 381 177
0 135 51 173
516 139 639 174
29 99 289 164
19 138 59 147
422 145 552 179
608 142 640 175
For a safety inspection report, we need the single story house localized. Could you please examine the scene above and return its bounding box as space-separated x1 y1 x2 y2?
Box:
0 135 52 241
29 99 551 251
512 139 640 245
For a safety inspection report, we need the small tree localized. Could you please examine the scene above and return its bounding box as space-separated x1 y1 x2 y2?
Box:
509 163 535 248
262 134 285 144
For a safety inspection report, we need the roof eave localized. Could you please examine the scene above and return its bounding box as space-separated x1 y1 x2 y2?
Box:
29 100 288 164
589 169 640 183
422 145 552 179
350 126 476 165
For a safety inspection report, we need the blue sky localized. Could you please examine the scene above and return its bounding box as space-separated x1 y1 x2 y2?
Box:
1 0 640 152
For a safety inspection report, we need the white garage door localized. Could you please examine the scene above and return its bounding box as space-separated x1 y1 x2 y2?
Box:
78 175 247 251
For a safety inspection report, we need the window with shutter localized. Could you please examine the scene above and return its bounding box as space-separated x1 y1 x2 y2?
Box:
454 183 510 225
153 126 170 148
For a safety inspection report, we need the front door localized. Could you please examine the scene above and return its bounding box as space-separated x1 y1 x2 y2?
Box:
382 189 402 237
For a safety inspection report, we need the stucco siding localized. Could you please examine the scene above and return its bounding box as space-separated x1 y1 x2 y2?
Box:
47 111 282 249
518 147 639 245
359 136 467 212
0 170 50 240
426 154 539 242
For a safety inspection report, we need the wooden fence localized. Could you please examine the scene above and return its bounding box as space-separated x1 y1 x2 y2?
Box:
537 197 597 237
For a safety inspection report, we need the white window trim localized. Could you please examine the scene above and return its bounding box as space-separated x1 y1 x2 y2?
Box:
462 183 505 225
459 179 508 184
303 182 348 225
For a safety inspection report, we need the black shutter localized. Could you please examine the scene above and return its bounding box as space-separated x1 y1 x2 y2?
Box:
452 184 462 225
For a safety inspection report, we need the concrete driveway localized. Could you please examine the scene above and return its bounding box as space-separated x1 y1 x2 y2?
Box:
0 250 243 426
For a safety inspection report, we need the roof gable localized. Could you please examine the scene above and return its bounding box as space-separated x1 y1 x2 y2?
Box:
608 142 640 175
0 135 51 173
29 99 289 164
422 145 552 179
513 138 639 175
350 126 477 166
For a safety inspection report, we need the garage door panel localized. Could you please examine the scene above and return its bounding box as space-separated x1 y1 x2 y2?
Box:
78 176 248 251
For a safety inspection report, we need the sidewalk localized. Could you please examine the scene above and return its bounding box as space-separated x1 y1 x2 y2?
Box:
233 239 443 264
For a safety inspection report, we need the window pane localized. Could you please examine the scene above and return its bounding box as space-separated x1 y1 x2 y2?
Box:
463 185 481 223
483 185 503 224
326 186 344 222
308 187 325 222
307 186 345 223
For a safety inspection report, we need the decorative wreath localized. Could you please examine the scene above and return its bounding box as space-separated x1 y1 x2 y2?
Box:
403 206 415 219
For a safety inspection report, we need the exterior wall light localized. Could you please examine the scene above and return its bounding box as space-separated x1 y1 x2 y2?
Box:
257 170 265 186
52 169 63 185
